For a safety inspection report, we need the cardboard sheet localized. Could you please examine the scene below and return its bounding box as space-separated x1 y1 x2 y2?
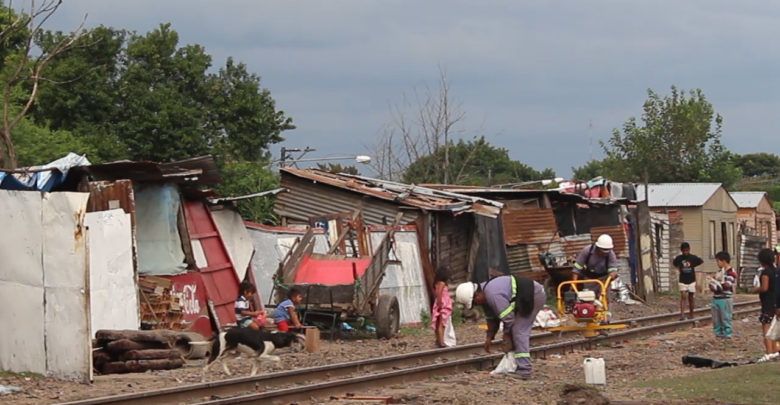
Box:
86 210 139 334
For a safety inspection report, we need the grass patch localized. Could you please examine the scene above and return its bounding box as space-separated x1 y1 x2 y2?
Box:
0 370 43 379
400 326 427 337
640 363 780 404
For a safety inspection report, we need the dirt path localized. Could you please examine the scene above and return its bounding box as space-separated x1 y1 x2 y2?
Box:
0 294 764 404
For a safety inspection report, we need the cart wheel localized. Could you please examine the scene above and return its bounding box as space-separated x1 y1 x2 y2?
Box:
374 294 400 339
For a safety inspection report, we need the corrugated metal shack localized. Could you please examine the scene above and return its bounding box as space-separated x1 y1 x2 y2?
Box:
274 168 505 287
423 186 640 287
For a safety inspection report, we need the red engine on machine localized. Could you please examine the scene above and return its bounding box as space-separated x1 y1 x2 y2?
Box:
572 302 597 320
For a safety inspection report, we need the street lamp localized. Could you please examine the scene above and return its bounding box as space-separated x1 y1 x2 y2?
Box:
271 146 371 168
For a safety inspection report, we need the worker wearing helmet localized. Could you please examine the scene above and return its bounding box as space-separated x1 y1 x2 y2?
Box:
455 275 546 380
572 234 619 295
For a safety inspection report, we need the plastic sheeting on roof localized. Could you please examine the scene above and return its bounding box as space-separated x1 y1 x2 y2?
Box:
135 184 187 275
0 153 90 191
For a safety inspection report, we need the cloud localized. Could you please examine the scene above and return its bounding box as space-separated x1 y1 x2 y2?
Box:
43 0 780 175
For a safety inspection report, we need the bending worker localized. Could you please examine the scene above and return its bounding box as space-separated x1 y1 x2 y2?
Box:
573 234 619 295
455 274 546 380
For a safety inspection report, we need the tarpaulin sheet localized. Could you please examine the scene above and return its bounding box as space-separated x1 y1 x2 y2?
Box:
0 152 89 191
247 228 329 305
85 210 139 334
212 209 253 281
0 190 91 381
370 231 430 325
293 256 371 285
135 184 186 275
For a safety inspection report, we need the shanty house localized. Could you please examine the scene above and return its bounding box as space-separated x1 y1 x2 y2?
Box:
273 168 505 289
638 183 738 275
731 191 777 248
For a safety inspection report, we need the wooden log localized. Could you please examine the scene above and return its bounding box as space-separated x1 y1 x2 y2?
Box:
92 350 112 368
95 330 184 344
105 339 166 353
119 349 181 361
99 359 185 375
304 327 320 353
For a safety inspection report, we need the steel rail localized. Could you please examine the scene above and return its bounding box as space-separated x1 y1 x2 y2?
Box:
59 300 761 405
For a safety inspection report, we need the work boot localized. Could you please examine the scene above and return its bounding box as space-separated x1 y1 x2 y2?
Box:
507 372 531 381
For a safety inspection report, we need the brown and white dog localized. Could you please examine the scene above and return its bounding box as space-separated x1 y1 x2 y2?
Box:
204 328 304 377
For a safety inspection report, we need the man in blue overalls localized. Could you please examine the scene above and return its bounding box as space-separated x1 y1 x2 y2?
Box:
456 275 546 379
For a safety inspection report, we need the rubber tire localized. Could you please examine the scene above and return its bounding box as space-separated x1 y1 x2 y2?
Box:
374 294 400 339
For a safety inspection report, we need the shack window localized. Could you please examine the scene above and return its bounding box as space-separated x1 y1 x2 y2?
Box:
655 223 663 257
710 221 717 257
721 222 728 253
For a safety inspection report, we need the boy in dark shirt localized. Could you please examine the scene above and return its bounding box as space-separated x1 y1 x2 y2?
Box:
754 249 779 362
673 242 704 320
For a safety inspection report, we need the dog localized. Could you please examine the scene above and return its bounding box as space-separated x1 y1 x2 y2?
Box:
204 328 304 377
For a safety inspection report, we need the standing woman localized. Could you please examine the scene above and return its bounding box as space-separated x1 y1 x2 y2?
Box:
754 248 779 362
455 275 546 379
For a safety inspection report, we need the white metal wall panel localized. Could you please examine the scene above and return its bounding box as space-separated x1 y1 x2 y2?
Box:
85 209 139 335
0 191 46 374
370 231 430 325
212 209 254 281
247 228 329 305
42 192 91 381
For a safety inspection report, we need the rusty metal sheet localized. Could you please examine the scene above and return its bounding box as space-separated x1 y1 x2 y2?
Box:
590 225 629 256
85 180 136 226
501 208 558 246
183 200 240 329
562 234 593 262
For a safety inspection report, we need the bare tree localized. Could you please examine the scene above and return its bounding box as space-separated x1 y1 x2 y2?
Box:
369 67 465 182
0 0 86 168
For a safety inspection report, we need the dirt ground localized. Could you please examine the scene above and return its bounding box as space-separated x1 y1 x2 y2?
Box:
0 294 766 404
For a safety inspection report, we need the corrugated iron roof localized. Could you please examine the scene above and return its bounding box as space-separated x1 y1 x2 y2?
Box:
502 208 558 246
71 155 221 185
421 185 631 206
635 183 722 207
280 168 502 217
730 192 768 209
562 234 593 261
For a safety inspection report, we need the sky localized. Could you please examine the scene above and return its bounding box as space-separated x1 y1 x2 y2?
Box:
41 0 780 177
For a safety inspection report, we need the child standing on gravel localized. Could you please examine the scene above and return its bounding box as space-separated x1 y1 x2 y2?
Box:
432 267 456 348
754 249 779 362
710 251 737 339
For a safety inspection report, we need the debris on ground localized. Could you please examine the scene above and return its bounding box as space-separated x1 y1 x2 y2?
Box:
93 330 188 374
557 384 610 405
0 385 22 395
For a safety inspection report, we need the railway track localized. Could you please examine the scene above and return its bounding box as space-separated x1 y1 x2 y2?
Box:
61 300 761 405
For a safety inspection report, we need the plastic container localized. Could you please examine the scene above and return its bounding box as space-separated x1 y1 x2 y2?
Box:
583 357 606 385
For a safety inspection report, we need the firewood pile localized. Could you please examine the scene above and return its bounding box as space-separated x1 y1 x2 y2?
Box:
93 330 201 374
138 276 184 330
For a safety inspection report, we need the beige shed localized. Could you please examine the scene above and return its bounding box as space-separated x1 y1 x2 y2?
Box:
731 191 777 249
638 183 739 276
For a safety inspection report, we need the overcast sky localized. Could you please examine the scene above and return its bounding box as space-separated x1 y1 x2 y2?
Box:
43 0 780 176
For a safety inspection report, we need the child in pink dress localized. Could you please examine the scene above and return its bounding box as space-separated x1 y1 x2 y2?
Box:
432 268 456 347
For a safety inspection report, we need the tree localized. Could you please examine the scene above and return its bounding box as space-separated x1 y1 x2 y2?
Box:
732 153 780 178
403 136 555 186
32 25 127 161
12 116 96 166
0 0 85 168
602 87 741 187
572 159 612 181
316 162 360 175
215 160 279 223
371 67 464 182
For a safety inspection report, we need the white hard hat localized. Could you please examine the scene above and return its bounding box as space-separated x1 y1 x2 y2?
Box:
455 282 478 309
595 234 614 250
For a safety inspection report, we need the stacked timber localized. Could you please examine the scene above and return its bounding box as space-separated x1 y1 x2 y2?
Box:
93 330 192 374
138 276 184 330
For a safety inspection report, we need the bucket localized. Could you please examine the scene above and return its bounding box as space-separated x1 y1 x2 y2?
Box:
583 357 606 385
